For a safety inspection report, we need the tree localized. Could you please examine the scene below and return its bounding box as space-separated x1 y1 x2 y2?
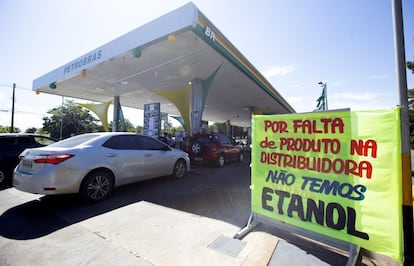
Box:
108 118 135 132
136 125 144 134
42 100 101 139
0 126 20 133
407 61 414 74
25 127 37 133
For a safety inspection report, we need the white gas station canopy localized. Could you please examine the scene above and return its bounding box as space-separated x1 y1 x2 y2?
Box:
33 2 294 128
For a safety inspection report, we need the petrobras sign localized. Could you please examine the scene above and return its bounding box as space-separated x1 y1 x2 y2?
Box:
204 26 216 42
63 49 103 75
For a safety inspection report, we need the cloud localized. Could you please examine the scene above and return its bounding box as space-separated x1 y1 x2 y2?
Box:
262 65 295 78
369 74 389 80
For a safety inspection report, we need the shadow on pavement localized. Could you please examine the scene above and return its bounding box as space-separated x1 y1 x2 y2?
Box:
0 159 252 240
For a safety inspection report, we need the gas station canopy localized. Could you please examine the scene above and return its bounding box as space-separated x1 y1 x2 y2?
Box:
33 2 294 129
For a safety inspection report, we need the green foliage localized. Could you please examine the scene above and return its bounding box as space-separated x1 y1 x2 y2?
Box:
25 127 37 133
136 125 144 133
407 61 414 74
108 118 136 132
42 100 101 139
0 126 20 133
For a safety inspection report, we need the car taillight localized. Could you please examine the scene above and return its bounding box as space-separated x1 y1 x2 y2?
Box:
33 154 74 164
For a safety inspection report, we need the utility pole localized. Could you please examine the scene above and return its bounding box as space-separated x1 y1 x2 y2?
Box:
60 96 64 140
391 0 413 264
10 83 15 133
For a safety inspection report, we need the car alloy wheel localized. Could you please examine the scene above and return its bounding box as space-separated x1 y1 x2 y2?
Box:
172 159 187 178
191 143 201 154
81 170 114 202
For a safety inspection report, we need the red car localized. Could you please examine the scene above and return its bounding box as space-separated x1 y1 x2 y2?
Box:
187 133 244 167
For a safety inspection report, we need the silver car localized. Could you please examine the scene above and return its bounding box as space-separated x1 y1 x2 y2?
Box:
13 132 190 202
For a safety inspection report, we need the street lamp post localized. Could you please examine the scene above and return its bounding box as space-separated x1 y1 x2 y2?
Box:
10 83 15 133
318 81 328 110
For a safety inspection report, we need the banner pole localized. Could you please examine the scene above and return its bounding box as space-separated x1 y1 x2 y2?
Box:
391 0 414 264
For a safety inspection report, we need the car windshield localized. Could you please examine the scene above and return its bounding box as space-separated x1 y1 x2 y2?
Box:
195 135 219 143
49 134 100 148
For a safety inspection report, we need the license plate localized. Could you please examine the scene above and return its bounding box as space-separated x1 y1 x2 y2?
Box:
22 159 33 169
194 157 203 161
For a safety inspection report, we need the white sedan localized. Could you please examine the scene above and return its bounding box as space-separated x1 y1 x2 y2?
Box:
13 132 190 202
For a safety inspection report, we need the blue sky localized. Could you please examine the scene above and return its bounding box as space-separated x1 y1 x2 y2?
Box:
0 0 413 131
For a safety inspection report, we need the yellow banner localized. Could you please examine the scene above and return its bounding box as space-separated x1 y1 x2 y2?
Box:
251 108 403 262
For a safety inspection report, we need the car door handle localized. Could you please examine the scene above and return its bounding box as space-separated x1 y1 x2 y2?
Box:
144 153 152 157
105 153 118 157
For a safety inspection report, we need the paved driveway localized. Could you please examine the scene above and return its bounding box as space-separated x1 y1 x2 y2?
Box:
0 157 390 265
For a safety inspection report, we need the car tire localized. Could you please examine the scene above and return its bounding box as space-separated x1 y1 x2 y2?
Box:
80 170 114 202
0 170 6 184
238 152 244 162
216 154 225 167
172 159 187 178
0 170 5 184
0 169 12 186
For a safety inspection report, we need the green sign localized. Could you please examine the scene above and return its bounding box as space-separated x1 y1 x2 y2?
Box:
251 108 402 262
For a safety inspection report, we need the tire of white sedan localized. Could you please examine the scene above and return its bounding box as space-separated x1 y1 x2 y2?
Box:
80 170 114 202
172 159 187 178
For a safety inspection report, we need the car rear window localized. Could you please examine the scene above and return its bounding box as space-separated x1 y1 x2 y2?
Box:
103 135 142 150
50 134 98 148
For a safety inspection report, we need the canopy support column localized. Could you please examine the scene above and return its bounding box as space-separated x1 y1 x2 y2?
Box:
190 79 203 135
113 96 120 132
225 120 231 136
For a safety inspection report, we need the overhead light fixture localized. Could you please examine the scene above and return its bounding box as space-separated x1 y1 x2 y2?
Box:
168 34 176 43
80 69 87 78
49 82 57 89
132 48 142 58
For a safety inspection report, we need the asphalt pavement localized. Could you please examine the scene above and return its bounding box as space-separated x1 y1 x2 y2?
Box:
0 155 402 265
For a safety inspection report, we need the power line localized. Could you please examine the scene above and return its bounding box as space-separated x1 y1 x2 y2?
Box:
0 83 32 91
